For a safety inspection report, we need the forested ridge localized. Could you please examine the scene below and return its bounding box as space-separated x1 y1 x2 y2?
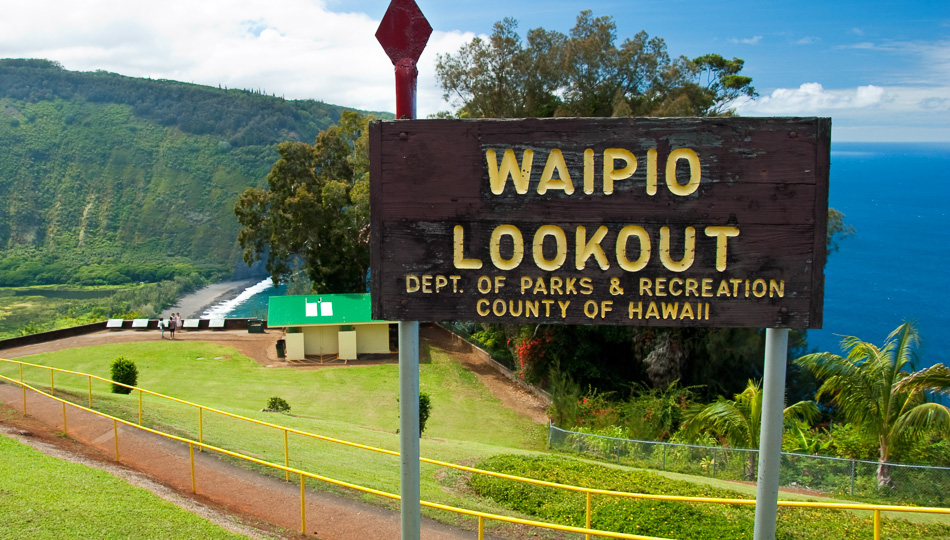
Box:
0 58 376 286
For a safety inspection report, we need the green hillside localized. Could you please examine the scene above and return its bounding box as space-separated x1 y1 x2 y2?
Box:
0 58 373 286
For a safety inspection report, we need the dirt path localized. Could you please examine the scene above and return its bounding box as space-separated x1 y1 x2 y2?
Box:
0 326 545 539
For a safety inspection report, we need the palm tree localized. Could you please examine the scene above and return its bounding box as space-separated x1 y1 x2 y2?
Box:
795 322 950 487
681 379 818 479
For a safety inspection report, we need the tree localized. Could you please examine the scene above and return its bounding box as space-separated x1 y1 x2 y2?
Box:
436 11 757 119
681 379 818 479
234 111 371 293
795 322 950 487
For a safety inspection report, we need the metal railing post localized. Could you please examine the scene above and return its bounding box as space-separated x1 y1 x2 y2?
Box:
198 407 204 450
284 429 290 482
87 376 93 408
189 443 196 493
138 389 143 425
62 401 67 434
113 419 120 461
300 474 307 535
873 509 881 540
585 491 592 540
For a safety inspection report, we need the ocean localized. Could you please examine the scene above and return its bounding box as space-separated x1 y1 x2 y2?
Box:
809 142 950 371
220 142 950 371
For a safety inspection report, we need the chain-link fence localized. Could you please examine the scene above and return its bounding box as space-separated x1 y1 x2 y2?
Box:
549 424 950 507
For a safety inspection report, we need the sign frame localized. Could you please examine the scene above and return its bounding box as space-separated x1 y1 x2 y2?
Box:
370 117 830 329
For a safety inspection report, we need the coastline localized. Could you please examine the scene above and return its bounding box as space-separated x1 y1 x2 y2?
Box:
159 278 263 319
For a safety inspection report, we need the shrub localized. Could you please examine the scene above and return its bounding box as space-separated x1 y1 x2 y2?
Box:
110 357 138 394
266 396 290 412
419 392 431 435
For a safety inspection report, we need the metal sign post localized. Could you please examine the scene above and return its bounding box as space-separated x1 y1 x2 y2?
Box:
754 328 790 540
375 2 431 539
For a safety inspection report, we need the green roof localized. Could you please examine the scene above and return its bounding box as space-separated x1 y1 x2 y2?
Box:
266 293 388 327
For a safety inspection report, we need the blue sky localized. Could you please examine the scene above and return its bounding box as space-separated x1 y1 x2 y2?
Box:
2 0 947 141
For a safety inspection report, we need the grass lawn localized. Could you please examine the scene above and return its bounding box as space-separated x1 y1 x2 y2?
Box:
3 338 947 538
0 432 252 539
0 339 548 518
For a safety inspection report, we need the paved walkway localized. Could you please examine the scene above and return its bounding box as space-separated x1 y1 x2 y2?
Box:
0 382 498 539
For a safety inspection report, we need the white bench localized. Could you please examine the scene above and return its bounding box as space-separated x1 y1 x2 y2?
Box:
209 318 226 329
183 319 200 329
131 319 150 329
106 319 124 329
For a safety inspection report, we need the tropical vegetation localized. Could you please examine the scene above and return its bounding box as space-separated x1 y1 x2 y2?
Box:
795 322 950 487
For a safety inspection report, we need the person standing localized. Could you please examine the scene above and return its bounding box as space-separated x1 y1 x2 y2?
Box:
168 315 176 339
159 318 165 339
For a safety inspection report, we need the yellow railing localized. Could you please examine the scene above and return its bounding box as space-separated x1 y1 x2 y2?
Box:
2 358 949 540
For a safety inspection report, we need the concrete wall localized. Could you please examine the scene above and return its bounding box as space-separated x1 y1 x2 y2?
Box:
355 324 391 354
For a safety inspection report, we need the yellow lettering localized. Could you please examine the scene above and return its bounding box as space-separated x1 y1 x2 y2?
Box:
532 225 567 271
492 299 506 316
565 277 578 294
753 279 767 298
476 299 490 316
616 225 650 272
646 148 658 196
640 278 653 296
731 278 742 297
486 148 533 195
661 302 679 319
576 226 610 270
453 225 483 269
583 148 595 194
717 279 732 297
520 276 533 294
584 300 598 319
628 301 643 319
669 278 683 296
406 274 420 293
477 276 492 294
655 277 667 297
679 302 695 320
665 148 701 196
704 226 740 272
702 278 713 297
526 301 539 317
494 276 506 293
490 225 524 270
422 274 432 293
579 278 593 294
550 276 563 295
603 148 637 194
532 279 548 295
542 299 555 317
659 226 695 272
538 149 574 195
685 278 699 297
770 280 785 298
645 302 660 319
558 300 571 318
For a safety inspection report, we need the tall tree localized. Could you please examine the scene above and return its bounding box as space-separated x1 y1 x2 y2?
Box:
436 10 757 119
795 322 950 487
234 111 371 293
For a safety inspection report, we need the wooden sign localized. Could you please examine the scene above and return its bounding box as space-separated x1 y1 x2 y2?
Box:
369 117 829 328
